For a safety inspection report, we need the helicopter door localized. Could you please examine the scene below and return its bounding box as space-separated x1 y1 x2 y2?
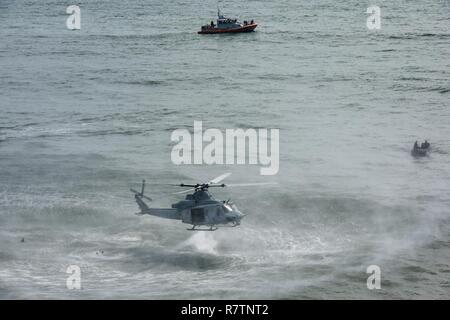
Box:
191 208 205 224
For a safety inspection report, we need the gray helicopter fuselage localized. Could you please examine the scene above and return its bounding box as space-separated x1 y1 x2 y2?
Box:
134 189 244 229
171 190 243 227
130 174 266 230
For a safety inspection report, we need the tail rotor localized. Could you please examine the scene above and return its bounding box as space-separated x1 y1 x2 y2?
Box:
130 179 152 201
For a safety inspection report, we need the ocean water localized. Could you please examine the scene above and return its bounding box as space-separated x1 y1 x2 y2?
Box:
0 0 449 299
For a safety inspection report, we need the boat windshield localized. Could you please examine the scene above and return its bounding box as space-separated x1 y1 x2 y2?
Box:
218 18 238 24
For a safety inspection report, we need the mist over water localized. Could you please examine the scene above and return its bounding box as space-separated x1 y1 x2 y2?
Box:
0 0 449 299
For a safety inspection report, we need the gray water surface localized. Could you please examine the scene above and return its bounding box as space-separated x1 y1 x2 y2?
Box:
0 0 449 299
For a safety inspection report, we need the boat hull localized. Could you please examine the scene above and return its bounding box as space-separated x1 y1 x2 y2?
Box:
411 148 428 157
198 24 257 34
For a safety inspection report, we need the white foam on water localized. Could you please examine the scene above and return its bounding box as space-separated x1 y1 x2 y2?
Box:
176 232 219 255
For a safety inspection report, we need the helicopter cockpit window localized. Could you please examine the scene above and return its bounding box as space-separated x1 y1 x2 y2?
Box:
223 204 233 212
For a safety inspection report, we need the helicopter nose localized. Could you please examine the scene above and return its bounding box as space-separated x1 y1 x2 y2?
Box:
234 212 246 226
235 211 246 222
225 211 244 223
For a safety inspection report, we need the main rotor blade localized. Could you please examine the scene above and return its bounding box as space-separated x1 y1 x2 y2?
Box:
224 182 278 187
209 172 231 184
173 188 196 195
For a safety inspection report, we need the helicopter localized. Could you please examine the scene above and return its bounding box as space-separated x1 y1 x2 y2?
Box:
130 173 275 231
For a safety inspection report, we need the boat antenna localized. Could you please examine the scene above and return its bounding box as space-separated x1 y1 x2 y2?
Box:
217 1 223 19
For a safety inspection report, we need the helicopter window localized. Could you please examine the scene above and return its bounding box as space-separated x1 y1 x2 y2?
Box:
191 208 205 223
223 204 232 212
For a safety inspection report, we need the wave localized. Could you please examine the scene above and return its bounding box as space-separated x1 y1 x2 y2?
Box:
391 84 449 94
388 33 450 40
117 80 166 86
78 127 153 137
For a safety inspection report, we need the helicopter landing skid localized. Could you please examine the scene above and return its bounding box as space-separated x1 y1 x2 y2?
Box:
187 225 218 231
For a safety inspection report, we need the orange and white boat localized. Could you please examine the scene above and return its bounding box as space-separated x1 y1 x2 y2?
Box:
198 10 257 34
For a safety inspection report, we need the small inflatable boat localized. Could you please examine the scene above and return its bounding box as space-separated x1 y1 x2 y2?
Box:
411 147 428 157
411 141 431 157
